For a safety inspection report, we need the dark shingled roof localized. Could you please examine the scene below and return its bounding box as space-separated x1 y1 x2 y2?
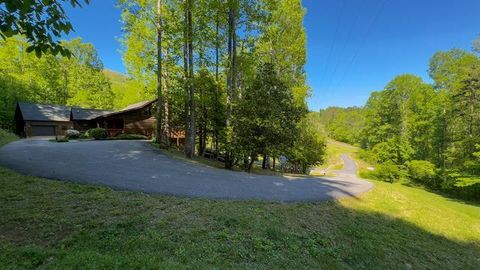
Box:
17 102 71 121
71 108 113 120
16 100 151 122
99 99 156 118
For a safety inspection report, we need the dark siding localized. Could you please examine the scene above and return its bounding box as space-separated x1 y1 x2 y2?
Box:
74 120 99 132
101 105 155 137
24 121 73 137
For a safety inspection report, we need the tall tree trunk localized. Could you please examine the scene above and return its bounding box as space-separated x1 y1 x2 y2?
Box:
63 64 68 104
225 0 237 169
198 50 206 156
262 154 267 169
163 66 170 147
231 7 238 102
213 10 220 154
185 0 196 158
226 0 238 124
225 6 233 128
215 11 220 82
155 0 166 146
183 0 190 153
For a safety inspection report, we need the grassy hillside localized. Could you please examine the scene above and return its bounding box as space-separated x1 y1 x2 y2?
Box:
103 69 153 110
0 164 478 268
103 69 127 86
0 128 17 147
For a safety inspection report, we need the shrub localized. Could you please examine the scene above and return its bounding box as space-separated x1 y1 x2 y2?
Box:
407 160 437 185
65 129 80 139
463 160 480 175
453 183 480 201
367 161 405 183
111 134 148 140
0 128 18 147
358 149 377 164
87 128 107 140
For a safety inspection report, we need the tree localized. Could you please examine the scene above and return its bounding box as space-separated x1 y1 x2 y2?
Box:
288 114 326 174
0 0 89 57
315 107 365 145
195 69 225 155
0 37 113 129
256 0 309 108
223 0 239 167
118 0 310 167
360 74 436 163
154 0 168 146
451 64 480 162
119 0 186 145
474 35 480 54
183 0 196 158
233 63 302 172
429 49 480 168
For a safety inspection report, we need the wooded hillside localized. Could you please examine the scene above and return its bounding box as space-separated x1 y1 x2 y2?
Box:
315 38 480 200
0 0 326 173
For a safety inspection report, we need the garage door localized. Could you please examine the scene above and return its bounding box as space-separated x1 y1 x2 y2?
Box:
31 126 56 136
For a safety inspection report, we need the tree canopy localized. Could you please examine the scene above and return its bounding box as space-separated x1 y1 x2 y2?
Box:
0 0 90 57
118 0 317 169
315 38 480 192
0 37 113 129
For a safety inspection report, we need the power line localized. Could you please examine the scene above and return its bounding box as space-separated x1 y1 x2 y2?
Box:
336 0 389 90
319 0 346 84
325 0 365 93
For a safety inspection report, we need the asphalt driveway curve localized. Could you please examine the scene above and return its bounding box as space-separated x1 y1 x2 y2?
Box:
0 140 373 202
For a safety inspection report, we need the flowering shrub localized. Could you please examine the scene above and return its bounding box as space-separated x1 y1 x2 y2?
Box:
66 129 80 139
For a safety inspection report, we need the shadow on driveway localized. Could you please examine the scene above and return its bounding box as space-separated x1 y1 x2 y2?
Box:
0 140 373 202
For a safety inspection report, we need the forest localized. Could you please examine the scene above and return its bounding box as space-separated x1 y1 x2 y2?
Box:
316 37 480 200
0 0 325 173
1 1 480 268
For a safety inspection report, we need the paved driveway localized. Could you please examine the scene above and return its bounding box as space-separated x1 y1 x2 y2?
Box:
0 140 373 202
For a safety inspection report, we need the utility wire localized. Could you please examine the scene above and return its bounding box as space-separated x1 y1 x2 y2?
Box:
325 0 365 93
319 0 346 84
336 0 389 90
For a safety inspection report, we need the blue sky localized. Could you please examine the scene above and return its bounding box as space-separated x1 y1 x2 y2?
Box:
64 0 480 111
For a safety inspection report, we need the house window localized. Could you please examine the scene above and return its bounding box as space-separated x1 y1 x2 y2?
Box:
107 119 124 129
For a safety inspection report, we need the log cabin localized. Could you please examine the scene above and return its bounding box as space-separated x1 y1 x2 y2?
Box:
14 99 178 140
15 102 73 137
95 100 156 137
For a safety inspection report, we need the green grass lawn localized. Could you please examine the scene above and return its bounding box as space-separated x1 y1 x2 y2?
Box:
0 166 479 269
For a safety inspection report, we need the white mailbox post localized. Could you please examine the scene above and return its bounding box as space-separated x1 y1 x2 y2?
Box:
279 155 288 175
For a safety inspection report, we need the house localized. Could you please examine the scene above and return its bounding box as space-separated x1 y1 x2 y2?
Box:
15 102 73 137
95 100 157 137
14 100 160 138
71 107 114 132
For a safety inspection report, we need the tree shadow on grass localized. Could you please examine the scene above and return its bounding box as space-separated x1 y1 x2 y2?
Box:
0 172 479 269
